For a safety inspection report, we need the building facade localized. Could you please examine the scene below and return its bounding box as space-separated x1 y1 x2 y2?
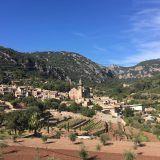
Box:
69 79 92 101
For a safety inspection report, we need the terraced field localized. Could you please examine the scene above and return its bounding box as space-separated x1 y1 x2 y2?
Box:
57 118 87 129
81 119 106 135
56 118 106 136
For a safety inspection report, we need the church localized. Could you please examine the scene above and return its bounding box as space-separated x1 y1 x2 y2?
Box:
69 79 93 101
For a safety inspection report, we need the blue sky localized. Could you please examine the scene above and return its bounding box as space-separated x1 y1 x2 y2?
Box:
0 0 160 66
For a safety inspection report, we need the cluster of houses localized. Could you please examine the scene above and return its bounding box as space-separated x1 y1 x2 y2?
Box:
0 80 158 124
0 85 68 100
68 80 144 118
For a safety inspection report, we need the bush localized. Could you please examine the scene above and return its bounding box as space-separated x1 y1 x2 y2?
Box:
96 144 101 151
69 133 77 143
123 108 134 117
92 104 103 111
100 134 110 145
133 132 148 147
81 107 95 117
41 135 48 143
54 131 61 139
0 142 8 149
79 146 88 160
123 150 135 160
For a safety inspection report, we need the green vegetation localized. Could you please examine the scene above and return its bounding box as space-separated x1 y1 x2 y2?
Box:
0 46 112 85
41 135 48 144
100 133 110 146
69 133 77 143
123 150 136 160
58 118 85 129
0 141 8 160
29 112 42 135
123 108 134 117
54 131 61 139
132 132 148 149
79 146 88 160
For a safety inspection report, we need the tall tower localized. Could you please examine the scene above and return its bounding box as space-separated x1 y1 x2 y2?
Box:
77 79 83 99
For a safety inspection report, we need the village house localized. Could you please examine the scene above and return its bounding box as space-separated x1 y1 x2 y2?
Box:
0 85 15 95
15 86 31 98
32 88 43 99
41 90 59 100
122 104 143 112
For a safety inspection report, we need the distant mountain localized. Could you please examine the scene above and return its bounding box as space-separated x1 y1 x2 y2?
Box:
106 59 160 79
0 46 113 83
1 46 160 84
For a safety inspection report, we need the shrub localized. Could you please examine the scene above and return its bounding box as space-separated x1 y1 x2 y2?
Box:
69 133 77 143
79 146 88 160
54 131 61 139
0 142 8 149
41 135 48 143
133 132 148 147
0 142 8 159
123 150 135 160
100 134 110 145
96 144 101 151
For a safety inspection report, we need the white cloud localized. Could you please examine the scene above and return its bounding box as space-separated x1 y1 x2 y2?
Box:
93 45 107 52
116 6 160 66
73 32 87 38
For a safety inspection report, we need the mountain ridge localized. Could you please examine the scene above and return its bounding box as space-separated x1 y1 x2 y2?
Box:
106 58 160 79
0 46 160 82
0 46 112 83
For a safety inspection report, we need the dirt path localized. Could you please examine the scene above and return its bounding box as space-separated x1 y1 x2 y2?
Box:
2 146 160 160
6 137 160 157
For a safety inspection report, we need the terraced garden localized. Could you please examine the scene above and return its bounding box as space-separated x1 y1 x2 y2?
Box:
57 118 87 129
56 118 106 136
81 119 106 135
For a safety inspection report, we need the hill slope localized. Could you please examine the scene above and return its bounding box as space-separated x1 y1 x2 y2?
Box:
0 46 112 83
107 59 160 79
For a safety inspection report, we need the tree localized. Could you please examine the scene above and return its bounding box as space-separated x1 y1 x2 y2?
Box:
79 146 88 160
81 107 95 117
100 134 110 146
58 103 67 112
69 133 77 143
123 108 134 117
5 110 28 135
29 112 42 135
68 103 81 113
1 93 15 102
92 104 103 111
123 151 135 160
133 132 148 148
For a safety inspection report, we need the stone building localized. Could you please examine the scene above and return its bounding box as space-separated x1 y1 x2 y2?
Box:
0 85 16 95
69 79 92 101
15 86 26 98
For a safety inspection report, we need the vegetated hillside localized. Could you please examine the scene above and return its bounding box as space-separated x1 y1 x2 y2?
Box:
107 59 160 79
98 73 160 106
0 46 113 84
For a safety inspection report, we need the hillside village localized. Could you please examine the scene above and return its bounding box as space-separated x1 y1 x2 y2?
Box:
0 79 148 121
1 0 160 159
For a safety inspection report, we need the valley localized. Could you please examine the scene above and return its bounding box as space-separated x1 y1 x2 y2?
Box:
0 46 160 160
